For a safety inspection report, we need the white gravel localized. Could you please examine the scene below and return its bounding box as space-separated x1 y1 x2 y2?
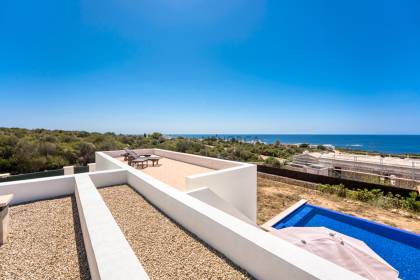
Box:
99 185 253 280
0 196 90 280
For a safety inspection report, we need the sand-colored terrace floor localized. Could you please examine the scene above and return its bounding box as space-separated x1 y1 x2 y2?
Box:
99 185 252 280
117 156 214 191
0 196 90 280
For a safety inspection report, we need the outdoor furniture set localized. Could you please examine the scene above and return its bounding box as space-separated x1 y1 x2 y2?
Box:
123 149 161 169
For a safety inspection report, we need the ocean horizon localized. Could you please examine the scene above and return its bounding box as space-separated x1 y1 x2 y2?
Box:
170 134 420 155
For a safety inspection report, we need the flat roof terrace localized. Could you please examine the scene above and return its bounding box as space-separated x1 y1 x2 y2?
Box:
116 156 214 191
0 196 90 280
99 185 251 280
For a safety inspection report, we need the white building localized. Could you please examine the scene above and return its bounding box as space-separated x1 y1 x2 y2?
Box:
0 149 363 280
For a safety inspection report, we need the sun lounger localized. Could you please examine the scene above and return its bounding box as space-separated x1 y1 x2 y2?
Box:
124 150 161 167
126 150 142 166
122 149 131 161
132 157 148 169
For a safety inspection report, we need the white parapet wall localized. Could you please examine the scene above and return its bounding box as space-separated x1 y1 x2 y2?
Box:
75 173 149 280
126 168 363 280
64 166 75 175
186 187 255 226
88 163 96 172
101 148 241 170
88 169 127 188
186 164 257 222
92 151 364 279
153 149 240 169
0 152 365 280
0 175 76 205
96 152 126 171
98 150 257 222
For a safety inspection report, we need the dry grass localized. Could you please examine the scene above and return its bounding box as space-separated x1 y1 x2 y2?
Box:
0 196 90 280
99 185 252 280
257 175 420 233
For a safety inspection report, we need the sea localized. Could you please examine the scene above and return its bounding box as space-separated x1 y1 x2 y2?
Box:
169 135 420 155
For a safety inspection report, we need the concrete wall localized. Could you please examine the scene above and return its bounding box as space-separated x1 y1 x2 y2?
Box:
75 174 149 280
186 187 255 226
89 170 127 188
102 149 154 158
102 150 126 158
154 149 240 170
186 164 257 222
0 151 364 280
96 152 125 171
97 150 257 222
0 175 76 205
101 148 241 170
258 172 321 190
126 169 363 280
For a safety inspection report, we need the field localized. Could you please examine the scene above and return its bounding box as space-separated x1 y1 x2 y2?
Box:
257 175 420 234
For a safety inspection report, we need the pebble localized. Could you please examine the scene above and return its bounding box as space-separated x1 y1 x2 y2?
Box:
99 185 253 280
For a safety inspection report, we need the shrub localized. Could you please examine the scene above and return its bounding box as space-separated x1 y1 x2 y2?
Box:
318 184 420 213
354 189 376 202
400 192 420 211
319 184 347 197
264 157 282 168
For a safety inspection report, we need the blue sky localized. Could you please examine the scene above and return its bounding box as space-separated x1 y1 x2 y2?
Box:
0 0 419 134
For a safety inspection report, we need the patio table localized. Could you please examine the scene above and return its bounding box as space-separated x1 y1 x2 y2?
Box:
148 156 161 166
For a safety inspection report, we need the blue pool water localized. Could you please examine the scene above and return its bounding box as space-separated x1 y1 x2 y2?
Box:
273 204 420 280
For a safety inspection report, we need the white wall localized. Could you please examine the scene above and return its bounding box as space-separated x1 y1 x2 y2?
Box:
89 170 127 188
0 175 76 205
0 151 364 280
100 148 241 170
97 150 257 222
102 149 155 158
187 187 255 226
154 149 240 170
96 152 125 171
126 169 363 280
102 150 126 157
0 169 126 206
75 174 149 280
186 164 257 222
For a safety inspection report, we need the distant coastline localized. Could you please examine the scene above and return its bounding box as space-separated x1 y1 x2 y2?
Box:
170 134 420 155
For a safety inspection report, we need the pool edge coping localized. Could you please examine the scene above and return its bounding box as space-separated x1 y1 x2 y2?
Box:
261 199 307 231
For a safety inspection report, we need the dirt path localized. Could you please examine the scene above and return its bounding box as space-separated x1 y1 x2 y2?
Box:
257 176 420 234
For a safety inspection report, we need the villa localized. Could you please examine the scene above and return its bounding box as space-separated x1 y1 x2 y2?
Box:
0 149 406 279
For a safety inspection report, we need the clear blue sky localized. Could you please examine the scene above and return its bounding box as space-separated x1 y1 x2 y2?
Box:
0 0 419 134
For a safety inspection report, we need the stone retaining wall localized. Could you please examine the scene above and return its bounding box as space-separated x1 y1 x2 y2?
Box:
258 172 321 190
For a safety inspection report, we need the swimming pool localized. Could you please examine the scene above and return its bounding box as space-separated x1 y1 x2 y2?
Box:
272 204 420 280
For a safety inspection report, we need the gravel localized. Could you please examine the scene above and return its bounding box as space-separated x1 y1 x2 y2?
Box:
99 185 252 280
0 196 90 280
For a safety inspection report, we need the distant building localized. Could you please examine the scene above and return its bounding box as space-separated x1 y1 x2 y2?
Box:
290 151 420 189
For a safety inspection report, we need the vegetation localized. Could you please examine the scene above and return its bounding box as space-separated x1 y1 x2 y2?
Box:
319 184 420 213
0 127 317 174
2 127 418 214
263 156 283 168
